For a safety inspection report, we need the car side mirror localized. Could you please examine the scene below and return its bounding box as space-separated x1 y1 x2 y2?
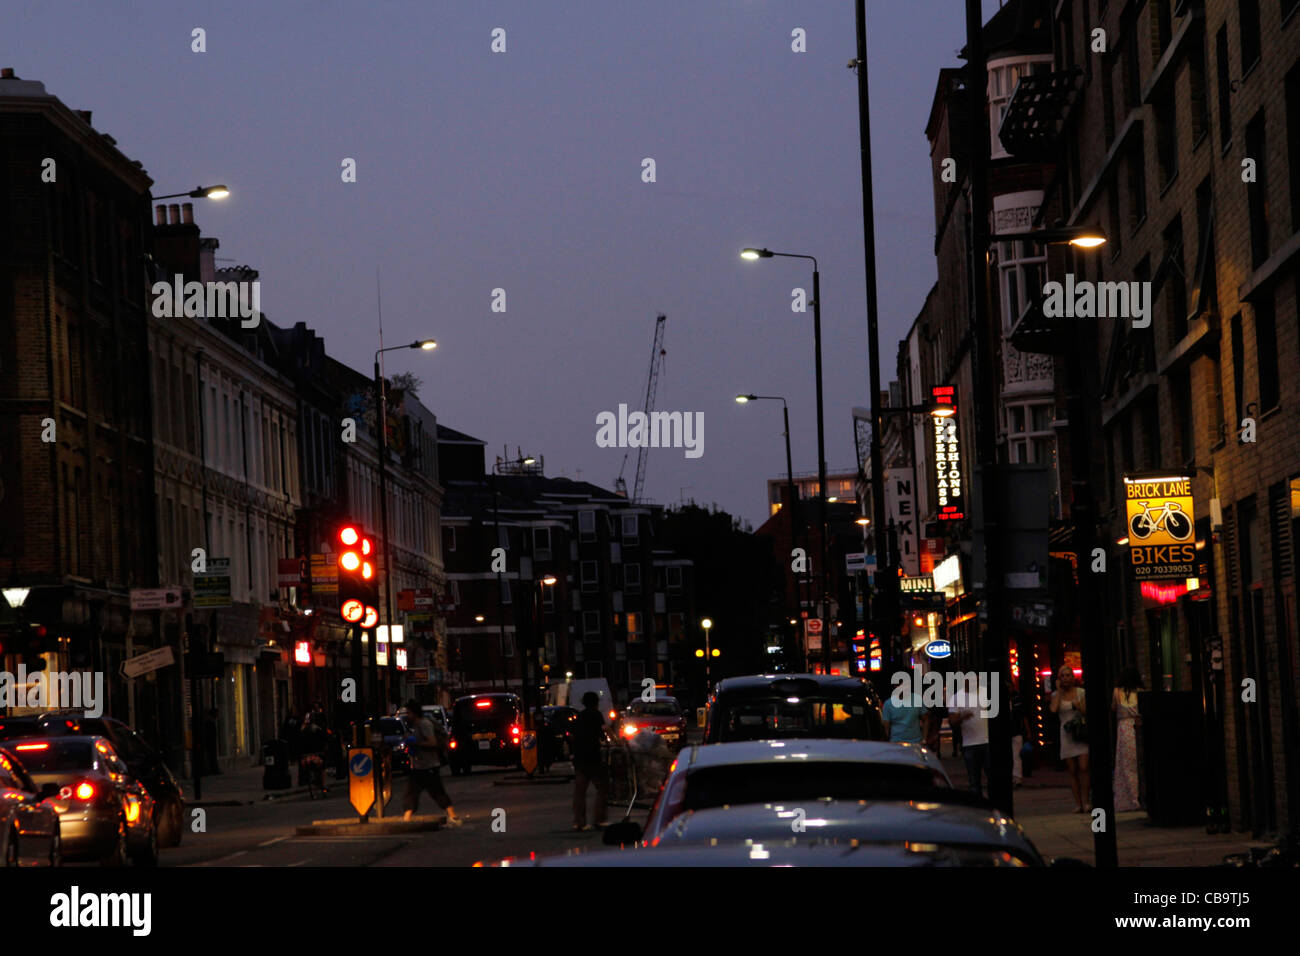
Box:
602 819 643 846
39 782 60 799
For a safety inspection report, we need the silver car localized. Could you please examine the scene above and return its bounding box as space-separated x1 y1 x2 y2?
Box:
0 747 62 867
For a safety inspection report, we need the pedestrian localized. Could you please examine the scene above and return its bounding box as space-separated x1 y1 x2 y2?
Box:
1051 666 1090 812
571 691 610 831
279 708 301 760
201 708 222 775
1008 679 1027 787
298 715 328 794
881 687 925 745
402 699 462 826
1112 666 1143 812
947 685 989 798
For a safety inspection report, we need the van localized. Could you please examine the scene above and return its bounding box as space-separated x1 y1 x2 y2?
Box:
547 678 616 725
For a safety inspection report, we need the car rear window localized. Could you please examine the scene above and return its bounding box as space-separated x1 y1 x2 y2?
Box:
8 741 95 773
455 698 517 720
378 719 406 735
682 762 949 811
630 701 681 716
718 698 874 741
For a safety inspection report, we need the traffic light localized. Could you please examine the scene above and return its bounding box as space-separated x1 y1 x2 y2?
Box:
337 522 378 627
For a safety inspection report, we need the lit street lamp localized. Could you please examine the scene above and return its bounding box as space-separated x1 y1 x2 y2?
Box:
153 184 230 200
740 247 832 675
696 618 720 694
374 338 437 711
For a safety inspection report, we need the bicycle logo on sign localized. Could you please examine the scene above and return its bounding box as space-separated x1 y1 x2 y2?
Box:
1129 500 1193 541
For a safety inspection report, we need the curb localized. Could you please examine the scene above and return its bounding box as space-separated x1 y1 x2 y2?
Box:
295 817 444 836
493 775 574 786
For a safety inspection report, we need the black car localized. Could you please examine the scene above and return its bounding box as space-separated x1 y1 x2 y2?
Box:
541 706 578 763
0 713 186 848
702 674 886 744
447 694 524 775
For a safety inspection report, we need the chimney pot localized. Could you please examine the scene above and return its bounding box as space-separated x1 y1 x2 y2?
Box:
155 205 167 227
181 202 194 224
168 203 180 225
1 68 15 79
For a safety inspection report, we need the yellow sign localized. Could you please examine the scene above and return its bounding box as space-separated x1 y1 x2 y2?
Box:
1125 475 1195 579
521 731 539 775
348 747 375 817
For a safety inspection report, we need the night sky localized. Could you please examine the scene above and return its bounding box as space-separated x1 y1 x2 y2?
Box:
7 1 1001 527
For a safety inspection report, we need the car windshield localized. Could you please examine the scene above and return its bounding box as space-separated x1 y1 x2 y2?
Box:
8 741 95 773
719 699 873 740
630 701 680 716
680 762 948 812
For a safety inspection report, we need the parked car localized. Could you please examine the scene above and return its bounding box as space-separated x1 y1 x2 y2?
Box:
0 747 62 866
6 737 158 866
650 797 1047 864
617 697 687 751
0 712 186 848
703 674 885 743
604 738 952 846
447 693 524 775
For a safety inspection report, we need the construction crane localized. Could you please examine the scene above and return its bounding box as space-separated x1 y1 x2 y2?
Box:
632 315 667 503
614 453 630 498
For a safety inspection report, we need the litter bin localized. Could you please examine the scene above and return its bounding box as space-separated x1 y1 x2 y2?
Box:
262 739 291 790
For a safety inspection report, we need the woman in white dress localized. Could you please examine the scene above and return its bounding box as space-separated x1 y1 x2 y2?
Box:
1051 666 1090 812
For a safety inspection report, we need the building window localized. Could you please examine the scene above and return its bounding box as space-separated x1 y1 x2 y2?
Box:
1163 216 1187 344
1245 111 1270 268
542 583 555 608
444 526 456 553
533 526 551 558
1154 90 1178 189
584 611 600 637
1288 64 1300 234
988 58 1053 160
624 563 641 594
1172 371 1195 465
668 612 685 643
666 566 682 593
1190 30 1211 145
1216 26 1233 150
628 661 646 687
581 560 598 592
500 577 512 605
1122 16 1141 108
622 513 639 544
1285 0 1300 23
627 611 643 643
1254 295 1280 412
996 237 1046 332
578 510 595 542
1231 312 1246 425
1239 0 1262 74
1127 132 1147 230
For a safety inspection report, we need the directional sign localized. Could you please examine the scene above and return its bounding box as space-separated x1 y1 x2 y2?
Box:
521 731 539 775
348 747 375 817
120 645 175 679
130 588 182 611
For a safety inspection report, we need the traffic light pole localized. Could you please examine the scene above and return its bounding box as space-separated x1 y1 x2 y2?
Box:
374 359 392 717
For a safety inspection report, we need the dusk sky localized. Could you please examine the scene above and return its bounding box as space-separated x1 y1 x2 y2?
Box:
8 1 1002 528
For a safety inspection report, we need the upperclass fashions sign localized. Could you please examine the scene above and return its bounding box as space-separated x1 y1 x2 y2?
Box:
1125 475 1196 579
931 386 964 521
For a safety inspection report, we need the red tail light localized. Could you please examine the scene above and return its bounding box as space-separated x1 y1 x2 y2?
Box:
449 740 458 749
58 781 96 801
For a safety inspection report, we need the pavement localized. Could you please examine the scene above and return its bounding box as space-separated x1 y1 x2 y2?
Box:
937 749 1272 866
183 761 341 807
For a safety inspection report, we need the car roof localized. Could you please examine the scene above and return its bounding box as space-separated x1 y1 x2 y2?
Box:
710 674 876 697
676 738 946 775
658 799 1041 860
514 842 1031 867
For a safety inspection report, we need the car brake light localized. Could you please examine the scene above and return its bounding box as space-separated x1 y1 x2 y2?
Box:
449 740 457 749
623 724 638 737
125 797 141 822
609 710 617 721
71 781 95 800
475 700 492 709
15 743 49 751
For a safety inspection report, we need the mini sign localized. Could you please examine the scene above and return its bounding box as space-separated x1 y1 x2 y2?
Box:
925 639 952 659
899 575 934 593
1125 474 1195 579
930 387 964 521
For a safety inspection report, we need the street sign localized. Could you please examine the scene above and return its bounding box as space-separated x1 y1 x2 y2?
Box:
397 588 434 610
130 588 182 611
1125 474 1196 579
521 731 539 775
348 747 375 817
194 557 231 608
120 645 175 679
845 552 868 572
309 553 338 596
277 558 302 588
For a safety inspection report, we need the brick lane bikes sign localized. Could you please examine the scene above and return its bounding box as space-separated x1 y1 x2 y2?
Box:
1124 474 1195 579
930 386 964 521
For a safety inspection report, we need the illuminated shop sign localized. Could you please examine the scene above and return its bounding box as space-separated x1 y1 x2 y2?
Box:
1124 474 1195 580
930 387 964 521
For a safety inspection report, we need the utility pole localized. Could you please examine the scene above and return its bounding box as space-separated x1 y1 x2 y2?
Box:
854 0 893 673
964 0 1013 816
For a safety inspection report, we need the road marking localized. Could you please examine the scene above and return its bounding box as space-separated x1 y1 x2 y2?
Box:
258 836 290 847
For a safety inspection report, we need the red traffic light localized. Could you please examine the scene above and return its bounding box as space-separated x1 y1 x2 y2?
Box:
339 525 359 547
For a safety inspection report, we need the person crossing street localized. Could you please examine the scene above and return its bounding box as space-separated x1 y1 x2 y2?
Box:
402 699 463 827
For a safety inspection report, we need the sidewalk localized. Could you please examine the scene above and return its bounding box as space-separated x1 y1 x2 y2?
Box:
938 751 1269 866
183 762 342 807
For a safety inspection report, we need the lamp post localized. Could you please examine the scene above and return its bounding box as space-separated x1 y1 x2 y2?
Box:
153 185 230 200
696 617 719 695
492 454 535 693
736 394 808 670
526 575 557 731
741 248 831 674
374 339 437 714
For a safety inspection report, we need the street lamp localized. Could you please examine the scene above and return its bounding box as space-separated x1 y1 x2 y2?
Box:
741 247 831 675
736 393 809 669
697 618 718 694
153 184 230 200
374 338 437 711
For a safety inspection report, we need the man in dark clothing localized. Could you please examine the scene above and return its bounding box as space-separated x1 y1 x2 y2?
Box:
402 699 462 826
571 691 610 830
